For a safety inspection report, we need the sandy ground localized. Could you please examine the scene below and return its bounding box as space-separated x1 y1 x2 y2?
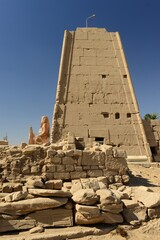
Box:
72 163 160 240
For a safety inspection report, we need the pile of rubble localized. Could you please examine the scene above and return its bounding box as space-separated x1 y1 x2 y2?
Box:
0 176 160 234
0 143 160 235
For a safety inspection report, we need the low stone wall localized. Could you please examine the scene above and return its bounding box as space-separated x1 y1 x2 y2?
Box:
0 144 128 182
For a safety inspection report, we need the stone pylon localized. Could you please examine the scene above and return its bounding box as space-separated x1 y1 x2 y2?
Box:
51 28 151 161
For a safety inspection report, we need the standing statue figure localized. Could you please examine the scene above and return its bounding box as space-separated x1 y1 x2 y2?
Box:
28 116 50 144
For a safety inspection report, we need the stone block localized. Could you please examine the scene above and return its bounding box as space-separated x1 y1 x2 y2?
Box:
62 156 75 165
65 149 75 157
134 188 160 208
89 178 100 191
102 212 123 224
42 179 62 190
75 211 103 225
75 31 88 40
27 208 73 227
22 166 31 174
76 204 100 219
87 170 103 177
63 182 72 190
57 150 65 158
28 189 71 197
52 155 62 164
0 219 36 233
113 148 127 158
99 203 123 213
47 149 57 158
56 165 65 172
65 164 75 172
122 205 147 224
105 157 128 175
44 164 56 173
80 178 90 189
148 207 160 219
103 169 118 177
82 151 105 166
72 48 83 56
74 166 83 171
25 177 44 189
29 226 44 234
70 171 87 179
90 166 99 170
31 165 40 174
54 172 70 180
0 197 68 215
83 166 91 170
4 191 28 202
80 56 96 66
84 48 96 57
72 189 99 205
70 180 82 194
42 172 54 180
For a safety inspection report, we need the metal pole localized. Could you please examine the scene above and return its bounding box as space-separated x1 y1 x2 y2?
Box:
86 14 96 28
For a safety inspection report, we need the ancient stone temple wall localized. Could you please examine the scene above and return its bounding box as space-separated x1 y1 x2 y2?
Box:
51 28 151 160
143 119 160 161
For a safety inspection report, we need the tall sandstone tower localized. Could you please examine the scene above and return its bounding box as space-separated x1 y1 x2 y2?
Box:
52 28 151 161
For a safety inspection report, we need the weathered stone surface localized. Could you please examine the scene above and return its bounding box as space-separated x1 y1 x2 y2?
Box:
25 177 44 189
122 199 139 208
72 189 99 205
75 212 103 225
102 211 123 224
122 205 147 224
122 175 130 183
26 208 73 227
4 191 28 202
54 172 70 179
29 226 44 234
96 189 121 205
0 219 36 233
113 149 127 158
123 191 148 225
23 145 41 155
70 171 87 179
28 189 72 197
2 183 23 193
89 178 100 191
112 189 130 200
134 188 160 208
0 214 19 220
76 204 100 219
0 197 68 215
45 179 63 189
99 203 123 213
105 157 128 175
82 151 105 166
148 207 160 219
70 180 83 194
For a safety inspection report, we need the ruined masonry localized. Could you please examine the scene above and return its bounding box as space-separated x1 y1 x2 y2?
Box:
51 28 152 161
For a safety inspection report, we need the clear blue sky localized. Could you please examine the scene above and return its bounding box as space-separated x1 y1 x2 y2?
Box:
0 0 160 144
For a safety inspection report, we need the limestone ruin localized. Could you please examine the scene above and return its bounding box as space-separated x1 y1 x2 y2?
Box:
51 27 152 162
0 28 160 238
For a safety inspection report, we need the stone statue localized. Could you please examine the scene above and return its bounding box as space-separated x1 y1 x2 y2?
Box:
28 116 50 144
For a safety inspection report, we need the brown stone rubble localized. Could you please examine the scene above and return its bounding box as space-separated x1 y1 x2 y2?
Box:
0 143 160 235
